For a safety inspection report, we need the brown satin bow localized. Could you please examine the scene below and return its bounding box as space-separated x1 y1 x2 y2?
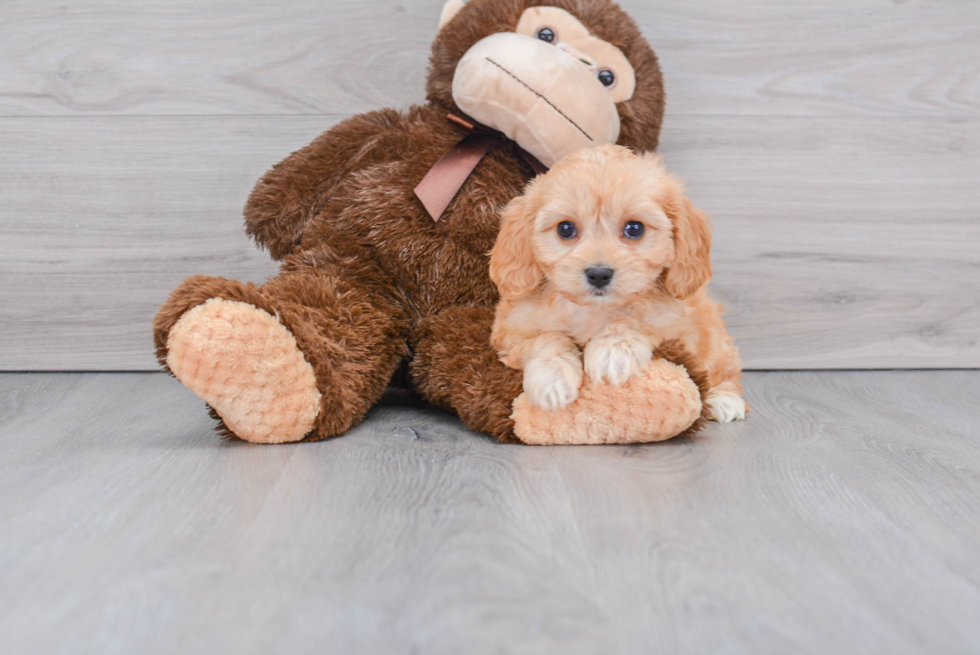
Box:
414 114 548 222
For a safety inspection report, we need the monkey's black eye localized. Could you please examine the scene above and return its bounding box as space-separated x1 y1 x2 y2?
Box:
557 221 578 239
623 221 645 239
536 27 556 43
597 69 616 88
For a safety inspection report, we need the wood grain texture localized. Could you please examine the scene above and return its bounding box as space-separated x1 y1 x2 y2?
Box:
0 0 976 118
1 371 979 653
0 116 304 370
663 115 980 369
2 115 977 370
641 0 980 118
1 0 978 369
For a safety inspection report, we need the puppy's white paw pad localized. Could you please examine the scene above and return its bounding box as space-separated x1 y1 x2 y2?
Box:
524 355 583 411
706 392 746 423
584 336 652 386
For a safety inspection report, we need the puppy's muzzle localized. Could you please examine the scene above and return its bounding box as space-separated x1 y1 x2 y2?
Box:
584 265 614 290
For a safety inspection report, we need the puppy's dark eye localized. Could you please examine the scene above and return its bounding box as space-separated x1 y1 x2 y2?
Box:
536 27 556 43
623 221 645 239
557 221 578 239
597 69 616 88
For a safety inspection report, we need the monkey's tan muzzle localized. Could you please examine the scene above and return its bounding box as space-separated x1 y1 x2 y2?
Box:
451 32 621 168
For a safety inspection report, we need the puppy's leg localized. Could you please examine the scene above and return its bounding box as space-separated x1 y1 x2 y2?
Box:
523 333 583 411
706 381 747 423
584 322 654 386
690 302 747 423
703 336 746 422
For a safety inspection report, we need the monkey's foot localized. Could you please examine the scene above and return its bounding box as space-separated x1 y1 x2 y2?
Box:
511 357 703 445
166 298 321 444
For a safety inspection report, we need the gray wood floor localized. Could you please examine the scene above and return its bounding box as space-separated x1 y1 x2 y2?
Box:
2 371 979 654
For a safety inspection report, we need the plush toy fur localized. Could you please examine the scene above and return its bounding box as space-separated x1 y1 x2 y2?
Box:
154 0 708 445
512 340 709 445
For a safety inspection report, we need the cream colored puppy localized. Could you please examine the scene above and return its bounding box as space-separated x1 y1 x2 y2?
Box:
489 144 745 422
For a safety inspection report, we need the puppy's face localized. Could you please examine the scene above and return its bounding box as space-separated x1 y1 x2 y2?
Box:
532 150 674 305
490 144 711 305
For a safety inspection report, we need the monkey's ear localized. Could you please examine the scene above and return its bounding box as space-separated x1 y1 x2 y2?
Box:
439 0 465 30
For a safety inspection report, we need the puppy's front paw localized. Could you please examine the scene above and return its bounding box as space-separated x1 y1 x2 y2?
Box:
584 333 653 386
524 353 583 411
706 391 746 423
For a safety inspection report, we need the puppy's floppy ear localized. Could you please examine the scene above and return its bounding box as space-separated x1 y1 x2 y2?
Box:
489 196 544 299
660 174 712 299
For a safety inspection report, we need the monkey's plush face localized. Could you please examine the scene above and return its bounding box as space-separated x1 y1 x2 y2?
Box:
429 0 662 167
451 7 636 167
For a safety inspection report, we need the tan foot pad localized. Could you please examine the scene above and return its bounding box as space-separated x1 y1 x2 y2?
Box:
166 298 321 444
512 359 702 445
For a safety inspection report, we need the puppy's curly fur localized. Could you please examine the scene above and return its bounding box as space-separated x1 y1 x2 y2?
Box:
490 144 745 422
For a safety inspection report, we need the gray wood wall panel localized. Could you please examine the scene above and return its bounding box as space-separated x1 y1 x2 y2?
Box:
1 0 978 370
2 115 975 370
2 371 980 653
0 116 306 370
1 1 976 118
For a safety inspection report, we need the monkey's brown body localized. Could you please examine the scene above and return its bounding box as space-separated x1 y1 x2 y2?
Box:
154 0 707 444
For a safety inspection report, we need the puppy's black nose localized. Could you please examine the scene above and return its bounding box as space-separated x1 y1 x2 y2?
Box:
584 266 614 289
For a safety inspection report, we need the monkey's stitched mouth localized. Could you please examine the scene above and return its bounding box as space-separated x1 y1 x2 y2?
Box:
483 57 594 142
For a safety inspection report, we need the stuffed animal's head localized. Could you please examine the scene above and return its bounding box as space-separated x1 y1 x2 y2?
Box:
427 0 665 167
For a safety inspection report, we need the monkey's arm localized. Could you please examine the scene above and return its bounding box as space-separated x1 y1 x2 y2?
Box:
244 109 403 260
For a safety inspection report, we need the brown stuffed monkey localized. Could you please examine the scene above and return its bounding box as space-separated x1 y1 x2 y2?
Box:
153 0 708 445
